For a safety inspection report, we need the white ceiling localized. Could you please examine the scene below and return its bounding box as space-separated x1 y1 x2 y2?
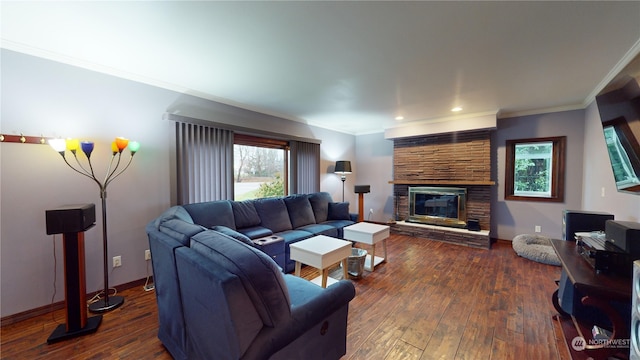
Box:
2 1 640 135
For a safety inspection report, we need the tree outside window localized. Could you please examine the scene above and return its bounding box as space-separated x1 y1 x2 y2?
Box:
505 136 565 202
234 134 289 200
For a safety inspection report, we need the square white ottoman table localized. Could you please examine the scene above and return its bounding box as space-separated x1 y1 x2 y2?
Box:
289 235 352 288
343 222 390 271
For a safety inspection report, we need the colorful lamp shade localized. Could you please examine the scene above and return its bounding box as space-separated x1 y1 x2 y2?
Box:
48 138 67 153
128 141 140 154
81 141 94 158
65 138 80 153
115 137 129 152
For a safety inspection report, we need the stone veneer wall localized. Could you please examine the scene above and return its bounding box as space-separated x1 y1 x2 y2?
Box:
393 130 491 182
392 130 493 248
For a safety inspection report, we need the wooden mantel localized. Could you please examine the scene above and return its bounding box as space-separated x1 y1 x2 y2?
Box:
389 180 496 186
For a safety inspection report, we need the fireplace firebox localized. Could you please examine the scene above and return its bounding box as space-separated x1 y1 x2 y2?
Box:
408 186 467 228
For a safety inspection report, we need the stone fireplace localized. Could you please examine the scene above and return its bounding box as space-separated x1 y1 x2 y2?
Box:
390 130 493 248
407 186 467 227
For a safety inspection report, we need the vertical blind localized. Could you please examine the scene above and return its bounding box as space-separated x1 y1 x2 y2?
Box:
290 140 320 194
176 122 234 204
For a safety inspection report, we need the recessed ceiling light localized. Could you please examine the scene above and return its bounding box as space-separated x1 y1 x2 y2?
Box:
451 107 463 112
395 116 404 121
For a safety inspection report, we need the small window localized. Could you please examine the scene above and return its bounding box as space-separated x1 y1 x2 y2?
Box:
505 136 565 202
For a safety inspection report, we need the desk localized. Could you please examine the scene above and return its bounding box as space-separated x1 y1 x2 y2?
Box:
551 239 631 359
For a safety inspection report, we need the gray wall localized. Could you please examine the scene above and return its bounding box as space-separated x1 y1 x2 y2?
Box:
0 49 354 317
492 110 586 240
354 133 394 223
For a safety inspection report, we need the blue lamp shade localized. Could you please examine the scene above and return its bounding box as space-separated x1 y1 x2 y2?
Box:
81 141 94 158
334 161 352 174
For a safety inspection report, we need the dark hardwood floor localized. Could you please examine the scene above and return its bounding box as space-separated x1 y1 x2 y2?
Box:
1 235 570 359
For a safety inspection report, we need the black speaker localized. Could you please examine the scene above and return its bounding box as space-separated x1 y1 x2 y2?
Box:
562 210 614 240
606 220 640 257
46 204 96 235
466 219 480 231
354 185 370 194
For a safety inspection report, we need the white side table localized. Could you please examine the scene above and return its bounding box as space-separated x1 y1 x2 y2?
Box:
343 222 390 271
289 235 352 288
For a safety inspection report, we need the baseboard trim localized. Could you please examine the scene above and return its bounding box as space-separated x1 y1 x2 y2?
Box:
1 277 150 327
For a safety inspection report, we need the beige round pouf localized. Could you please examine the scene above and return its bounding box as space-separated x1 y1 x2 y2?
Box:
512 234 561 266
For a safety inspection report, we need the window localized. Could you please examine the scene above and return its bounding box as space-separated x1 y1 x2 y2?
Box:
234 134 289 200
505 136 565 202
172 114 320 203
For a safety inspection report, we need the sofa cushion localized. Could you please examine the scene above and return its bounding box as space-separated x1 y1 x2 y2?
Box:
231 201 261 229
284 195 317 228
183 200 236 230
190 231 291 327
158 218 207 246
253 198 293 233
296 223 338 238
238 226 273 239
308 192 333 223
212 225 254 246
328 202 350 220
156 205 194 224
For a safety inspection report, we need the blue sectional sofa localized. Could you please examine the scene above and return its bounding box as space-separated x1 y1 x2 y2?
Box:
179 192 355 273
146 192 357 359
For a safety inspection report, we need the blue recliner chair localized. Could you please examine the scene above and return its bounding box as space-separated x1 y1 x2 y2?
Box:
176 231 356 359
147 209 356 359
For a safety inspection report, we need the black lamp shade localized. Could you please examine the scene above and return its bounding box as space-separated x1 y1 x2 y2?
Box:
334 160 352 174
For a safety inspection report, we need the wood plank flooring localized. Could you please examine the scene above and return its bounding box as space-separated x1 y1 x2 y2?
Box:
1 235 570 359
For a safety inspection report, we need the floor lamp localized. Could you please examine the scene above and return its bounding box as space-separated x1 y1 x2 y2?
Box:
49 137 139 313
334 160 352 202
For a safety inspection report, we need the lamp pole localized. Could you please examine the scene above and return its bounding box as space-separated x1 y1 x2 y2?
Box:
90 186 123 312
49 137 139 313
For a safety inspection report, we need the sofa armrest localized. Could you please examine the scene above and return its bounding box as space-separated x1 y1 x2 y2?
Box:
146 226 190 360
288 281 355 330
242 277 355 359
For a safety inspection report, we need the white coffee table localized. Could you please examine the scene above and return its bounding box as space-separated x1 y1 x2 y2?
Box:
289 235 352 288
343 222 390 271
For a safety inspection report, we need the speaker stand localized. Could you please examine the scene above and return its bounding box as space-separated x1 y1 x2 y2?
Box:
47 316 102 344
47 231 102 344
357 193 365 222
